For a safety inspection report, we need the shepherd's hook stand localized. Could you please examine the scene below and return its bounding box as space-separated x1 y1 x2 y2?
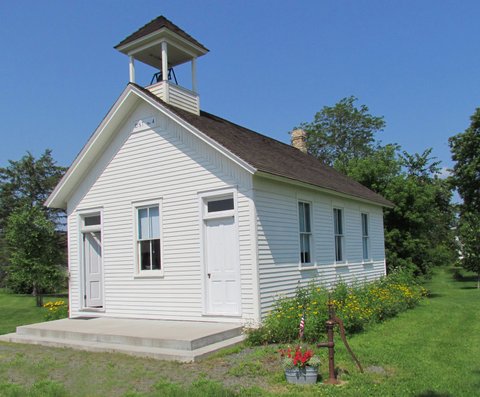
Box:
317 302 364 384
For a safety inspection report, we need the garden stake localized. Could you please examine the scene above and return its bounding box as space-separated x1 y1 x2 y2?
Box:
317 302 364 384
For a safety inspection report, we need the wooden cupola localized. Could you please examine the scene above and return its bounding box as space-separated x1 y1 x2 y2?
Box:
115 16 209 115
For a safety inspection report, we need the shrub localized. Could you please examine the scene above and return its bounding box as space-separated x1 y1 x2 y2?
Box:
43 300 68 321
247 269 427 345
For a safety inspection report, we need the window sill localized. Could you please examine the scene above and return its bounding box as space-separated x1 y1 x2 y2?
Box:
298 264 320 271
134 271 164 279
334 262 349 268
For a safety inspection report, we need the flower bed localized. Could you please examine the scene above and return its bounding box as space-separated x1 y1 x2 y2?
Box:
247 269 428 345
43 300 68 321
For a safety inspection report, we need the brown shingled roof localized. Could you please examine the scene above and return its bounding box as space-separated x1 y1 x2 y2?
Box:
132 84 392 207
115 15 209 52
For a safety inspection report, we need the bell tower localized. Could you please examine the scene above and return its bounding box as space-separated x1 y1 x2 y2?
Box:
115 16 209 115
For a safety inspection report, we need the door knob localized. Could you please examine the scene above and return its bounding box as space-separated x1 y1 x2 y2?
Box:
207 273 211 279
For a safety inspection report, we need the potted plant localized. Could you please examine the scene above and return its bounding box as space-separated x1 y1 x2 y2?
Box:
280 346 320 384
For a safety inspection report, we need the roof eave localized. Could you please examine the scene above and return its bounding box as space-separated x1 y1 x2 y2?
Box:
254 171 394 208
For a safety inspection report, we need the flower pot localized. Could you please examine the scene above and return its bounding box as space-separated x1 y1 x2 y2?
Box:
285 366 318 384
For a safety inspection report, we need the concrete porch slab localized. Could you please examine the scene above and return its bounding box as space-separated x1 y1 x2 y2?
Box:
0 317 245 362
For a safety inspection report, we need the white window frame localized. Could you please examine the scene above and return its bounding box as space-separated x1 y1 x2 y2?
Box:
298 201 313 266
333 207 345 263
203 194 236 220
133 199 163 277
361 212 371 262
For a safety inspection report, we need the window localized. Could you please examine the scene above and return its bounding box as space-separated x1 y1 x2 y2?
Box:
298 202 312 264
137 205 161 271
361 213 369 260
84 215 101 227
207 198 234 213
333 208 344 262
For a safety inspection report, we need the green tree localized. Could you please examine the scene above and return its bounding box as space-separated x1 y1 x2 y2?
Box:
5 205 66 297
0 150 66 289
0 149 66 230
300 96 385 170
457 212 480 288
344 146 455 276
449 108 480 286
298 98 456 276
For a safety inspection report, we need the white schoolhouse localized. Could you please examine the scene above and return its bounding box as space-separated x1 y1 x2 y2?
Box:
46 16 392 325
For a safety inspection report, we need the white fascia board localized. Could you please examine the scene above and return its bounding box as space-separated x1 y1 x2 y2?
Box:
255 171 393 208
117 28 207 57
129 86 257 175
45 87 139 209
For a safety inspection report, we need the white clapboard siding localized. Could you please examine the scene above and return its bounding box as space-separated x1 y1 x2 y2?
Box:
146 82 200 115
253 176 387 318
67 101 254 323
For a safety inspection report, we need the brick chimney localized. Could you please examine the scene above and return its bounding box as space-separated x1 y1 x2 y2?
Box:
291 129 308 153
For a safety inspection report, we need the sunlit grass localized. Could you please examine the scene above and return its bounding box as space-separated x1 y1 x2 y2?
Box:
0 267 478 396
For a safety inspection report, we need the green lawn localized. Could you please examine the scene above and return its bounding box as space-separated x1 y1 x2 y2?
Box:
0 289 50 335
0 267 478 396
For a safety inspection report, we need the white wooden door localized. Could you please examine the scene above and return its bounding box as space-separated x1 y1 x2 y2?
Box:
84 231 103 308
205 217 240 315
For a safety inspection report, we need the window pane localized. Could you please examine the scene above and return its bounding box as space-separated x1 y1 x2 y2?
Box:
337 210 343 235
149 206 160 238
333 209 338 234
300 234 311 264
151 239 161 270
363 237 369 259
304 203 311 233
84 215 101 226
140 240 151 270
362 213 368 236
138 208 148 240
299 203 305 232
208 198 234 212
335 236 343 261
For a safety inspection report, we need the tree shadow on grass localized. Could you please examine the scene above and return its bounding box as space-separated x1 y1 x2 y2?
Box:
426 293 443 299
415 391 452 397
451 268 477 283
460 286 479 290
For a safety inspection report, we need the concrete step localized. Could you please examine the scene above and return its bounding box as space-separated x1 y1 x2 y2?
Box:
15 321 242 351
0 332 245 362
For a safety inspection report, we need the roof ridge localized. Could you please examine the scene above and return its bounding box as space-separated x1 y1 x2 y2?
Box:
115 15 208 51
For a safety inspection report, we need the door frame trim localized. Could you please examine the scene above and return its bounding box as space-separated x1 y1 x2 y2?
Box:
198 187 241 317
77 208 105 311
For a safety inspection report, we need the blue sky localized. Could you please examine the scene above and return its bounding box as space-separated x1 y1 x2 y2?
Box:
1 1 479 174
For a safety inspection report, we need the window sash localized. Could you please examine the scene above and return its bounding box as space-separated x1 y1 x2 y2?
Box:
333 208 344 262
299 202 311 233
137 205 161 271
362 237 369 260
361 213 369 260
298 202 312 264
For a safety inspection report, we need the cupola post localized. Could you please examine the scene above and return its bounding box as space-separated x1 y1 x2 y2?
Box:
161 41 168 82
129 56 135 83
191 57 197 93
